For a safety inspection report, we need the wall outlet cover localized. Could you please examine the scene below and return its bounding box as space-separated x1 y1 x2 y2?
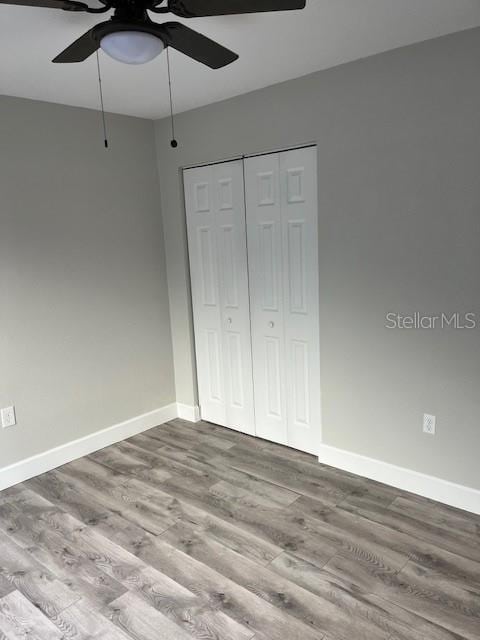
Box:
1 406 16 429
423 413 436 435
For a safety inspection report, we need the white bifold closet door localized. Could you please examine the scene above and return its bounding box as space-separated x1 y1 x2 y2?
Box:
244 147 320 454
184 160 255 435
184 146 320 454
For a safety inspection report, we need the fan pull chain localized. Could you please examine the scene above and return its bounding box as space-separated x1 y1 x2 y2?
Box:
96 51 109 149
166 47 178 148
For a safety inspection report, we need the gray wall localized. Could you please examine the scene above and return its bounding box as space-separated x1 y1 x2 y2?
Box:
0 96 175 469
155 28 480 490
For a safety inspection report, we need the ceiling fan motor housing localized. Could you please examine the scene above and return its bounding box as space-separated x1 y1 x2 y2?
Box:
93 19 166 45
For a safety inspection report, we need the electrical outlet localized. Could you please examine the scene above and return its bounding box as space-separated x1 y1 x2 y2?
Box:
1 406 16 429
423 413 436 435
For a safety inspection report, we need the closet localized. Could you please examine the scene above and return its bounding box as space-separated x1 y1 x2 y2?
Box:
184 146 320 454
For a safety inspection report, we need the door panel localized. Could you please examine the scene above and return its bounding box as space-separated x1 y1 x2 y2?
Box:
280 147 321 454
214 161 255 434
245 147 320 454
245 154 288 446
185 165 226 426
184 161 255 435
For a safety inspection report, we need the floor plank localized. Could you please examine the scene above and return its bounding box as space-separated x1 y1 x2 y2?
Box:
0 530 81 620
0 419 478 640
127 566 254 640
212 445 361 504
0 590 64 640
50 600 133 640
270 552 467 640
57 457 176 535
127 437 300 507
369 560 480 640
161 519 391 640
146 467 339 567
0 490 128 608
134 534 322 640
339 495 480 563
388 496 480 543
103 590 194 640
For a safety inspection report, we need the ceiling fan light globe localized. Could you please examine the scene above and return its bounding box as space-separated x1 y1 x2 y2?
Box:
100 31 164 64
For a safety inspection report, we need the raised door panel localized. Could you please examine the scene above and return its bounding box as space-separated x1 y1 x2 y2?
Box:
245 154 288 446
219 225 238 308
206 329 223 403
291 339 310 426
197 226 217 307
264 336 283 419
287 220 307 314
259 222 280 312
184 165 226 426
226 331 244 408
280 147 321 454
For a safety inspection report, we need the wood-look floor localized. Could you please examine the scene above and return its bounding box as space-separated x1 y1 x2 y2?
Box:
0 419 479 639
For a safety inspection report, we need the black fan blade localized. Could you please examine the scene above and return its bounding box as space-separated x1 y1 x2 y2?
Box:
53 27 99 62
168 0 305 18
0 0 88 10
154 22 237 69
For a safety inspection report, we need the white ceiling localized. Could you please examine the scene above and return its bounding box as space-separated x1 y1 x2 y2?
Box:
1 0 480 119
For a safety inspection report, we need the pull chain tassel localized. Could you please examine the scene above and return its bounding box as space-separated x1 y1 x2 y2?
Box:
96 51 109 149
166 47 178 148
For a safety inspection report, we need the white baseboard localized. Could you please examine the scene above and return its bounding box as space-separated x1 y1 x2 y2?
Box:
7 405 476 516
176 403 201 423
318 443 480 516
0 402 184 492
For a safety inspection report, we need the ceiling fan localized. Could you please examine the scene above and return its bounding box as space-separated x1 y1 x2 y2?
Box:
0 0 307 67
